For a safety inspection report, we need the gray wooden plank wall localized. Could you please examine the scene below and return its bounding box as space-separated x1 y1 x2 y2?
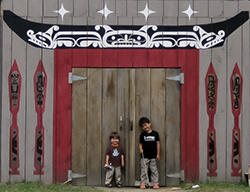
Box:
1 0 250 184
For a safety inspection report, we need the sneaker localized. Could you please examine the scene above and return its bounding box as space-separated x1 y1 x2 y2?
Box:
116 184 122 188
140 184 146 189
153 184 160 189
105 183 112 188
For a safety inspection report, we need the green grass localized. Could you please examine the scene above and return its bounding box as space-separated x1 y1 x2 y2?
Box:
0 182 105 192
180 182 250 192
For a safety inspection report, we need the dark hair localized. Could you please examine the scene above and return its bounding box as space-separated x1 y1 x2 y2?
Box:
139 117 151 127
109 131 120 140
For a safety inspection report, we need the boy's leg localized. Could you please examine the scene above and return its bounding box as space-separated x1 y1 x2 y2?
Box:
105 166 115 185
149 159 159 185
114 166 122 185
140 158 149 185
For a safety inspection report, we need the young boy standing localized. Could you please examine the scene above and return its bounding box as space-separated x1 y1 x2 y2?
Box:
104 132 125 188
139 117 160 189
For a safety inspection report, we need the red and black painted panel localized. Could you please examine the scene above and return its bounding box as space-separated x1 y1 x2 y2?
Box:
33 61 47 175
205 63 218 177
230 64 242 177
8 60 21 175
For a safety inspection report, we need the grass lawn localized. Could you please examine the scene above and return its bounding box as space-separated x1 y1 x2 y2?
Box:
0 182 249 192
0 182 104 192
182 182 250 192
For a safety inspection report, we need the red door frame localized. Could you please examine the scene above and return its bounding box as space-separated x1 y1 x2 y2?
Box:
53 49 199 183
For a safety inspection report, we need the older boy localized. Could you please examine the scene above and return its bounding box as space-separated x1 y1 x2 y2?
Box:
139 117 160 189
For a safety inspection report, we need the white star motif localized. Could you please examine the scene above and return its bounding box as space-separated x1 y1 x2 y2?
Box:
54 3 70 21
139 3 156 22
182 4 198 21
97 3 114 20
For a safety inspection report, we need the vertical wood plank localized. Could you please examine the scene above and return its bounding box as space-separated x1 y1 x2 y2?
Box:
74 0 88 17
226 17 242 182
165 69 181 186
43 0 58 17
87 69 102 185
25 17 42 182
224 1 238 18
10 0 28 179
128 69 136 186
163 0 178 17
13 0 27 16
117 69 130 186
211 18 227 182
41 17 57 184
72 68 87 185
135 69 151 181
150 69 166 186
209 0 224 18
198 18 212 182
101 69 117 185
239 0 250 181
1 1 13 181
28 0 42 17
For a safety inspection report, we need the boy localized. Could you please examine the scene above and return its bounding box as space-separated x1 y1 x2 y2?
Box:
104 132 125 188
139 117 160 189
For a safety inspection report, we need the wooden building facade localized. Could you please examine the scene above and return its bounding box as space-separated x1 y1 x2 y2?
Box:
0 0 250 186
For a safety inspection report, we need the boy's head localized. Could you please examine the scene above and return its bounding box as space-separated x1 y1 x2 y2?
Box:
110 132 120 147
139 117 152 133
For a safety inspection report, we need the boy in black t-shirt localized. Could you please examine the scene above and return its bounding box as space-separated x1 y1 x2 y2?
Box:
139 117 160 189
104 132 125 188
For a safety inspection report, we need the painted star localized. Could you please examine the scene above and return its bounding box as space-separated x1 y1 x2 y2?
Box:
98 3 114 20
182 4 198 21
54 3 70 21
139 3 156 22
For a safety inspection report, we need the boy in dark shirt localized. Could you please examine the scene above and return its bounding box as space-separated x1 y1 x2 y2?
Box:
104 132 125 188
139 117 160 189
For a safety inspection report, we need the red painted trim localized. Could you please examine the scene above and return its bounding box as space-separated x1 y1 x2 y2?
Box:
53 50 73 182
179 50 199 181
53 49 200 183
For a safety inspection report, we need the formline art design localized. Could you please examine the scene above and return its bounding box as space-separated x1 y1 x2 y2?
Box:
3 10 249 50
205 63 218 177
230 64 242 177
8 60 21 175
33 61 47 175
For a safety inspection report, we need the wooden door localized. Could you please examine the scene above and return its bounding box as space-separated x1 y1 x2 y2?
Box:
72 68 180 186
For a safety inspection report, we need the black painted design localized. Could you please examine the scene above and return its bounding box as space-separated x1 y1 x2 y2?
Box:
3 10 249 49
10 71 19 108
11 130 18 162
208 130 216 167
232 130 240 165
207 75 216 110
36 130 43 164
36 72 45 107
232 75 241 110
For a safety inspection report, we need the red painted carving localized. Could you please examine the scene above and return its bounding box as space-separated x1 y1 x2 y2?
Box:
230 63 242 176
8 60 21 175
33 60 47 175
205 63 218 176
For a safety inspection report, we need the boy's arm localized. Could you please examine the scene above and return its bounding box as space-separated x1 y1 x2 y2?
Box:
121 154 125 167
139 143 143 154
105 155 110 165
156 141 160 161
